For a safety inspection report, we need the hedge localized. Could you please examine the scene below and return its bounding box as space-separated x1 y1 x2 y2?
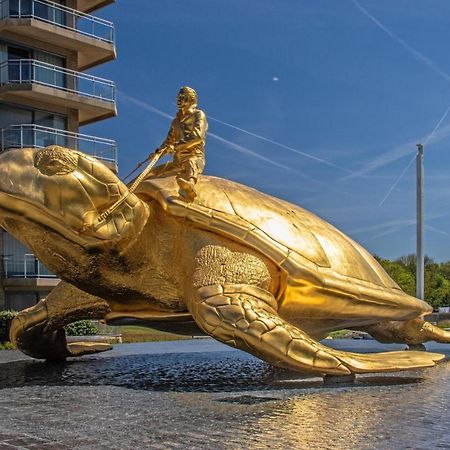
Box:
65 320 98 336
0 310 18 343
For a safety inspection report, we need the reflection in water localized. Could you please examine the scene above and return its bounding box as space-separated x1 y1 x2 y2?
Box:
220 364 450 449
0 349 449 449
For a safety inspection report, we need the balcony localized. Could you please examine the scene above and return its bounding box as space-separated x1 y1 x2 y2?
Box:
0 59 117 124
0 124 117 169
76 0 114 14
2 254 60 290
3 254 56 278
0 0 115 70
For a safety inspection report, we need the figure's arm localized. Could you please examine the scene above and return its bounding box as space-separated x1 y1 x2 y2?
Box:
149 120 176 159
162 119 177 150
175 110 208 151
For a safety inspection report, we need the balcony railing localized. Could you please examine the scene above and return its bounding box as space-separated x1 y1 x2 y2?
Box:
0 59 116 102
0 124 117 163
0 0 114 43
3 254 56 278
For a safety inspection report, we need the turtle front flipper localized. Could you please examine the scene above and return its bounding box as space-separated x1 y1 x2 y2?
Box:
10 282 111 360
191 283 351 375
190 283 444 376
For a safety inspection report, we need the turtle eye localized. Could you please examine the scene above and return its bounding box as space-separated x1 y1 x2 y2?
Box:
34 146 78 176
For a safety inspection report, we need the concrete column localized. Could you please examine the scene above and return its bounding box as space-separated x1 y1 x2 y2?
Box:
67 109 79 133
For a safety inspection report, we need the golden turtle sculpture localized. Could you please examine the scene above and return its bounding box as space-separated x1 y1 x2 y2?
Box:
2 146 449 376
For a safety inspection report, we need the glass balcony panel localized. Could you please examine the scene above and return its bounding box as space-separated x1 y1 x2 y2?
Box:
33 62 66 88
24 254 35 277
22 128 34 147
77 16 112 42
34 1 51 20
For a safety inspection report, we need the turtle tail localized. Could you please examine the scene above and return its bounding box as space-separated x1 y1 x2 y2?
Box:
422 322 450 343
358 318 450 345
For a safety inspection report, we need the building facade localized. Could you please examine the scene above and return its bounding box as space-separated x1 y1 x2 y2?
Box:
0 0 117 311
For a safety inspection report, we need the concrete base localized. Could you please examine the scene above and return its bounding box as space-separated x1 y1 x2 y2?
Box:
323 373 356 385
407 343 427 351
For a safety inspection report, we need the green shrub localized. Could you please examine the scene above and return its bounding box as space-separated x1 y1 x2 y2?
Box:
65 320 98 336
0 310 18 342
0 341 14 350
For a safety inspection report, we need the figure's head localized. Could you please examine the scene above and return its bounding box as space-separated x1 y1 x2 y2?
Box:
0 146 149 268
176 86 197 111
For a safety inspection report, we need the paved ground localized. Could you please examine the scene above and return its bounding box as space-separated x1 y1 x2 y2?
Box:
0 339 449 449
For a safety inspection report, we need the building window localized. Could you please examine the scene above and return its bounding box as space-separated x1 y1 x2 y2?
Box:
5 291 39 311
0 103 33 128
35 110 67 130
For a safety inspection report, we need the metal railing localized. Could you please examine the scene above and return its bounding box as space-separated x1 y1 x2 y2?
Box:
0 59 116 102
3 254 56 278
0 124 117 163
0 0 114 43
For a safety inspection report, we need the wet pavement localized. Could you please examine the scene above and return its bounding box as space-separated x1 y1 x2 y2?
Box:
0 339 449 449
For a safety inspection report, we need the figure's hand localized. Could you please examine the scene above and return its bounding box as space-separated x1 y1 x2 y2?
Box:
148 148 162 160
150 145 173 159
161 144 174 154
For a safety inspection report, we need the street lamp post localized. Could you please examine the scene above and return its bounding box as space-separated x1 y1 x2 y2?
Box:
416 143 424 300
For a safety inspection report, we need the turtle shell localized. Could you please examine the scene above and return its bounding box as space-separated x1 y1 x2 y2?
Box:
136 175 431 321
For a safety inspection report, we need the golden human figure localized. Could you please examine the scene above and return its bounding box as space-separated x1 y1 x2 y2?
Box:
148 86 208 199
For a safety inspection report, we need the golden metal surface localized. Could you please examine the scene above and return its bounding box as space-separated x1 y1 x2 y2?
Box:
146 86 208 200
1 145 449 375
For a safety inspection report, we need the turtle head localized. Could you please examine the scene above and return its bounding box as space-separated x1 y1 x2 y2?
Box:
0 146 149 254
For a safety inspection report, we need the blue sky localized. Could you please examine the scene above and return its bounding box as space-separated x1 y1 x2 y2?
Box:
84 0 450 261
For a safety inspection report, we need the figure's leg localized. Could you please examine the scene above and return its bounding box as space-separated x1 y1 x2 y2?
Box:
358 319 450 345
187 246 444 375
144 162 178 180
176 157 205 199
10 282 111 360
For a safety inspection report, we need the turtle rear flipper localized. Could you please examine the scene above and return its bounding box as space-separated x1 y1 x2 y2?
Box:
358 318 450 345
190 283 445 376
328 348 444 373
10 282 111 360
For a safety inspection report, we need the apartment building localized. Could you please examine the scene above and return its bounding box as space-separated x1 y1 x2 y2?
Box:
0 0 117 311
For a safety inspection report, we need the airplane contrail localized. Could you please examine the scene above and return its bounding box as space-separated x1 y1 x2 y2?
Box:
207 132 302 175
345 0 450 183
424 104 450 145
207 115 352 173
378 103 450 206
352 0 450 84
342 119 450 181
378 152 417 207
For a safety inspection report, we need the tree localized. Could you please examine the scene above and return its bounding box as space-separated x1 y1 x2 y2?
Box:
395 254 416 274
375 254 450 310
425 272 450 309
375 256 416 296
